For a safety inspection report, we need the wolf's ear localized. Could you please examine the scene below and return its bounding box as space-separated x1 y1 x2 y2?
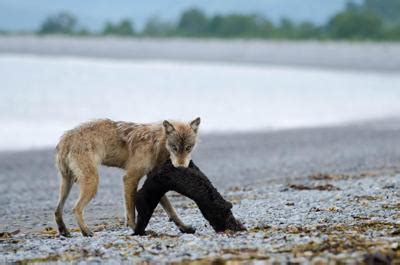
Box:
163 120 175 135
190 117 201 133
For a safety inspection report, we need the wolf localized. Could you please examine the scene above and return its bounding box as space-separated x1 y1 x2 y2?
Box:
54 117 200 237
134 160 245 235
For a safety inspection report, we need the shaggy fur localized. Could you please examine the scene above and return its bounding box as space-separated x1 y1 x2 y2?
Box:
134 160 245 235
55 118 200 237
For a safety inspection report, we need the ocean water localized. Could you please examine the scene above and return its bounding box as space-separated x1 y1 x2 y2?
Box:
1 54 400 151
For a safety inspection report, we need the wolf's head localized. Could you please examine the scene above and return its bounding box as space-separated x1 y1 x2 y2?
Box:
163 117 200 168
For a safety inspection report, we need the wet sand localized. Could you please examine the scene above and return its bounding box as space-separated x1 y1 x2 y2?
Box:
1 36 400 72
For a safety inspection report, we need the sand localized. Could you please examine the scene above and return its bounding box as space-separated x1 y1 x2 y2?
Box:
1 36 400 72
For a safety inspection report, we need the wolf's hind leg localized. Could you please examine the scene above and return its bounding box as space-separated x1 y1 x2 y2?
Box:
73 166 99 237
160 195 196 234
55 174 74 237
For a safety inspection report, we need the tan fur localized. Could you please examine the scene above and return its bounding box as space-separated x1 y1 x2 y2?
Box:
54 118 200 237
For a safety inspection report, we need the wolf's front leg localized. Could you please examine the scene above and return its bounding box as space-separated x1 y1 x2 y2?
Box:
123 172 142 230
160 195 196 234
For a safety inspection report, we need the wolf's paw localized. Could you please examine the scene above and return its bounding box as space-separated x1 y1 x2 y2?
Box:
179 225 196 234
59 231 72 238
125 219 136 229
82 230 94 237
58 227 72 238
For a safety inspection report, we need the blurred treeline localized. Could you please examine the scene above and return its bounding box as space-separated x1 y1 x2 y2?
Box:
28 0 400 40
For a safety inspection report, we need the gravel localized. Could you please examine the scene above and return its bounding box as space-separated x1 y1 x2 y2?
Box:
1 122 400 263
1 173 400 263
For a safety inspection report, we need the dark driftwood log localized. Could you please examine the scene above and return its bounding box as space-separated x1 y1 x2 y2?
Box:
134 160 245 235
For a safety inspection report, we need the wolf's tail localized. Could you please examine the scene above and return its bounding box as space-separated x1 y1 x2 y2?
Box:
55 140 73 180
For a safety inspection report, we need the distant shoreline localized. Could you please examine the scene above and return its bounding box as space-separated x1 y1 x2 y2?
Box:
1 36 400 72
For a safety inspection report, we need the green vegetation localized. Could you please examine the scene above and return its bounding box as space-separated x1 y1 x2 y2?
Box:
143 17 174 36
177 8 208 36
103 19 135 36
38 12 81 35
363 0 400 24
36 0 400 40
327 10 383 39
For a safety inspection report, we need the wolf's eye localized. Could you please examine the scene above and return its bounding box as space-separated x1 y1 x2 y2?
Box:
171 145 178 152
185 145 192 152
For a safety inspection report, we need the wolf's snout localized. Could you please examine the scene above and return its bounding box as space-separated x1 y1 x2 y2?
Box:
171 155 190 168
172 161 189 168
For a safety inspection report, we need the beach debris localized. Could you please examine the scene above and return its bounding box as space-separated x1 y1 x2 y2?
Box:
308 173 350 180
354 195 379 201
352 215 370 220
391 229 400 236
383 184 396 189
310 207 342 213
308 170 393 181
288 183 340 191
39 227 58 236
0 229 20 238
381 203 400 210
